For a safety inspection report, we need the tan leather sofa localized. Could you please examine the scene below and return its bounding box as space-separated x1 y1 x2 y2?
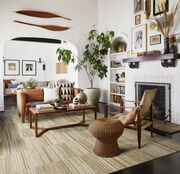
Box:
17 88 80 123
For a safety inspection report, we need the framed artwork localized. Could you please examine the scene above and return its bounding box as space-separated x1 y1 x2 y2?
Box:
150 34 161 45
135 14 141 25
153 0 169 16
4 59 20 76
134 0 144 13
22 60 36 76
132 24 147 53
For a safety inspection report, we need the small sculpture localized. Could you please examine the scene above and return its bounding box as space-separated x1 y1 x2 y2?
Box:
73 97 79 105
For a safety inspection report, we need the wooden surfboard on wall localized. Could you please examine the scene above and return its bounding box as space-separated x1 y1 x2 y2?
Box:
15 10 71 20
14 20 69 31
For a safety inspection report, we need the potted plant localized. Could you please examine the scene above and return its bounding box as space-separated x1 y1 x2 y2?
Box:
120 72 125 82
56 29 114 105
26 78 37 89
54 98 64 107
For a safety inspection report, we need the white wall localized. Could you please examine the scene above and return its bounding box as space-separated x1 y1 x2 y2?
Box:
3 40 78 83
98 0 133 102
0 0 98 111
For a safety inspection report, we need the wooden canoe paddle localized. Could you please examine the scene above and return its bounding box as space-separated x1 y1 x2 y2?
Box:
14 20 69 31
15 10 71 20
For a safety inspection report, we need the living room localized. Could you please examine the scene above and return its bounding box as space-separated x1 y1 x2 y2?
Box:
1 0 180 174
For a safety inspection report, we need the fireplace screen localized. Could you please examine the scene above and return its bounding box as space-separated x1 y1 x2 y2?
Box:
135 82 171 122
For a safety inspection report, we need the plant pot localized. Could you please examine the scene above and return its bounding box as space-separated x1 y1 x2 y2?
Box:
84 88 101 106
54 102 61 107
76 90 87 104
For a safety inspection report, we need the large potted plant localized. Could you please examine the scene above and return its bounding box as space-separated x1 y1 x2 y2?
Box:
56 29 114 105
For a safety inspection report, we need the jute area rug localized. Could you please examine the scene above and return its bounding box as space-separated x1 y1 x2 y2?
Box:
0 111 180 174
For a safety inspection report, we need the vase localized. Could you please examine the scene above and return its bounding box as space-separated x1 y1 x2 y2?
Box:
164 37 170 54
76 90 87 104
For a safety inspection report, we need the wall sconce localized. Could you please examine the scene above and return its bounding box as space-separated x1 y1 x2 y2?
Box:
38 58 46 71
56 62 68 74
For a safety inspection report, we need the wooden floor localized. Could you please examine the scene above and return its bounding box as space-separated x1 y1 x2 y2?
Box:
0 111 180 174
111 152 180 174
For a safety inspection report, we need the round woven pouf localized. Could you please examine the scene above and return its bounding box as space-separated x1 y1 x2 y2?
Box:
89 117 124 157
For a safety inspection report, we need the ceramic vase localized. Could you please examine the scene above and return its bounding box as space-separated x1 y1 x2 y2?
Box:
76 90 87 104
164 37 170 54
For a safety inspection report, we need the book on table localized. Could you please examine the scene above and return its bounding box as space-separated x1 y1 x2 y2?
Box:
35 104 54 111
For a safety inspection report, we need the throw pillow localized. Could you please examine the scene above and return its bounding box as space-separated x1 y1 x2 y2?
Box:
123 107 137 125
8 83 19 88
59 82 75 101
11 80 19 84
43 87 59 102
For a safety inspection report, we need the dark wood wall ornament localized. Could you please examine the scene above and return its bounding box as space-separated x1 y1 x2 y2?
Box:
12 37 61 44
14 20 69 31
15 10 71 20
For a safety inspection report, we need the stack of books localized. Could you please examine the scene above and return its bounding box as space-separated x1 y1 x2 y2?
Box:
35 104 54 112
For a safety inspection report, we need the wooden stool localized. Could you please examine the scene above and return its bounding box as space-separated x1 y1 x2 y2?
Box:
89 117 124 157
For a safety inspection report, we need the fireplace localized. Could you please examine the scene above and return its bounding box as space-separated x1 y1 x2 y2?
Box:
135 82 171 122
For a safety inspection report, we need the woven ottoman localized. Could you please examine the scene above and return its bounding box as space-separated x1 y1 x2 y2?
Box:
89 117 124 157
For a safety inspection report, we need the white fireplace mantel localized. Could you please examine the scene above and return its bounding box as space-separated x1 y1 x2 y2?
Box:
125 60 180 124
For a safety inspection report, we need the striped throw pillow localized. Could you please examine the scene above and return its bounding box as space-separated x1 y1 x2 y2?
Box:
59 82 75 101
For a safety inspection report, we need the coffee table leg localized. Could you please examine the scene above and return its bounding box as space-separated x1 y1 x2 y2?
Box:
94 107 97 120
29 112 32 128
83 110 85 122
35 114 38 137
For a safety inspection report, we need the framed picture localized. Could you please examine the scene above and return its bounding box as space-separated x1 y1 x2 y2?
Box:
22 60 36 76
4 59 20 76
132 24 147 53
135 14 141 25
150 34 161 45
153 0 168 16
134 0 144 13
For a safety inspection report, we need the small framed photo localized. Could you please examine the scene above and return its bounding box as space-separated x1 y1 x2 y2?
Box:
153 0 168 16
150 34 161 45
4 59 20 76
22 60 36 76
132 24 147 53
135 14 141 25
134 0 144 13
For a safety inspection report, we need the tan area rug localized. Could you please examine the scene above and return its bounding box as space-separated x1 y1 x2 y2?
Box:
0 112 180 174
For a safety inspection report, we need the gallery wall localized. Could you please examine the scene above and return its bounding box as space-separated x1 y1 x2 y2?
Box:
98 0 180 123
0 0 98 111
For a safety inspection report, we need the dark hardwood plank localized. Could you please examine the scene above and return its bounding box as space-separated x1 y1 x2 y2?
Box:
110 152 180 174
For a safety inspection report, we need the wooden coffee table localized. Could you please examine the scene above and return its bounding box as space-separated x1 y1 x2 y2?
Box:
29 104 97 137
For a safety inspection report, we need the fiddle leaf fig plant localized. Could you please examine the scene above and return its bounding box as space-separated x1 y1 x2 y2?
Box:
56 29 115 88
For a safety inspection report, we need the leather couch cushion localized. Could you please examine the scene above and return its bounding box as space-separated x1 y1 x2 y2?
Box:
24 88 44 102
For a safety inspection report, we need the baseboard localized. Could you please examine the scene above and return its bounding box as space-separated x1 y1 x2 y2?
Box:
0 104 4 111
